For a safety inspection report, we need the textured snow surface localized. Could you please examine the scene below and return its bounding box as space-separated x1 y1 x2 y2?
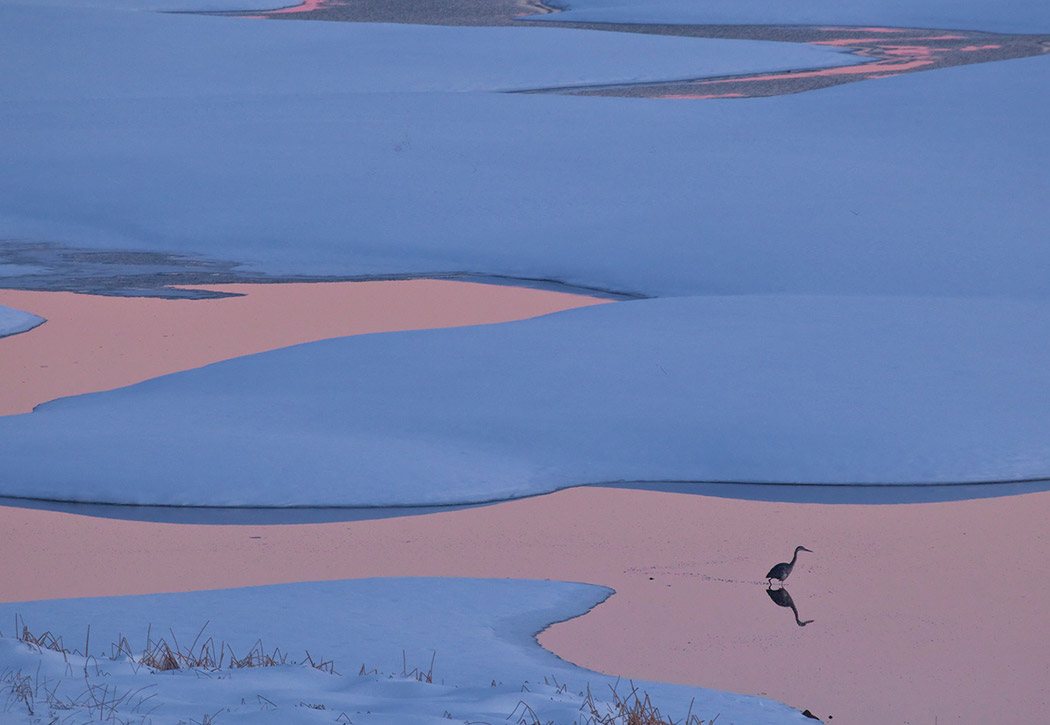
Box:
2 0 1049 500
3 2 1044 722
4 296 1049 506
2 52 1047 298
0 578 810 724
544 0 1050 34
0 304 44 338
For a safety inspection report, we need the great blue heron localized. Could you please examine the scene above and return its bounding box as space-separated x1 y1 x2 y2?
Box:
766 546 812 585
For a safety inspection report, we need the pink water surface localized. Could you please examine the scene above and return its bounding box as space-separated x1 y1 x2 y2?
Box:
0 281 606 417
813 36 964 46
2 487 1048 724
262 0 344 15
643 25 1030 100
2 283 1047 724
700 58 937 86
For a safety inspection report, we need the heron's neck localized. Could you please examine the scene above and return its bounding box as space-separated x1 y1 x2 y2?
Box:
789 548 800 566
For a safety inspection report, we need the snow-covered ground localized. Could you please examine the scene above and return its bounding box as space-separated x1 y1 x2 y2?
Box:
541 0 1050 34
2 51 1046 297
2 1 1048 722
0 577 811 724
4 296 1049 506
0 304 43 338
2 0 1047 301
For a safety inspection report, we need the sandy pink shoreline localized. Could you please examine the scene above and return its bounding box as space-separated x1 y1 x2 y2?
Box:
0 281 606 417
2 283 1047 724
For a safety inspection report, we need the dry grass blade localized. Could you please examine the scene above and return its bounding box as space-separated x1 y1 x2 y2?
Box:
580 681 714 725
1 669 35 715
400 650 435 683
507 699 544 725
304 650 339 675
227 640 288 669
140 640 182 671
16 615 72 663
10 618 338 677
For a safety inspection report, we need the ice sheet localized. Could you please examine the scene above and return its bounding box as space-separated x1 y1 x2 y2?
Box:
0 304 44 338
3 296 1049 506
3 54 1046 298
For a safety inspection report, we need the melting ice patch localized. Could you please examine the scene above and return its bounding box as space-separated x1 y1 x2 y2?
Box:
0 304 43 339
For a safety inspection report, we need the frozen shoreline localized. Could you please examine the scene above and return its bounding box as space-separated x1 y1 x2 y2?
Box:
5 284 1046 721
6 295 1050 506
0 303 44 339
3 2 1047 723
3 486 1048 723
0 281 606 417
3 577 804 725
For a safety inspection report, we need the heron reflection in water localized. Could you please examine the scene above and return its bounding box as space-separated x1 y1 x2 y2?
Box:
763 545 814 626
765 586 814 627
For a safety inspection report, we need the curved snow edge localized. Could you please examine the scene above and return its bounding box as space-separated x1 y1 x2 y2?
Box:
0 304 45 339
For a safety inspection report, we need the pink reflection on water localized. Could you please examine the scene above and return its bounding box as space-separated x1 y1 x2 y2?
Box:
2 280 1048 725
0 281 608 417
814 34 961 45
876 44 953 57
700 57 935 85
2 487 1049 725
812 37 911 46
259 0 345 16
642 25 1029 100
814 35 963 46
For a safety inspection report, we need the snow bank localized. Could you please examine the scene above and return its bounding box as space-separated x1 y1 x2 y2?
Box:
0 578 810 724
0 304 44 338
1 4 857 101
3 296 1049 507
541 0 1050 34
2 49 1046 298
